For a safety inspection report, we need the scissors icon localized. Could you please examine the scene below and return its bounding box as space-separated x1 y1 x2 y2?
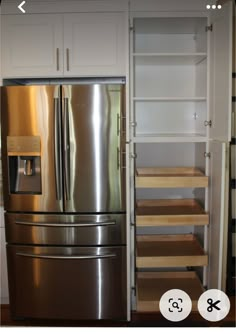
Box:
207 298 221 312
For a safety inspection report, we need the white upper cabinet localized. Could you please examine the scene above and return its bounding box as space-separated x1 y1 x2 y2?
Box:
1 15 64 78
209 2 233 142
63 13 126 76
1 12 127 78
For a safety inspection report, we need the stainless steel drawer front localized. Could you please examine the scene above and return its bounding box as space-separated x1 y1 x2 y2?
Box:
5 213 126 245
7 245 127 320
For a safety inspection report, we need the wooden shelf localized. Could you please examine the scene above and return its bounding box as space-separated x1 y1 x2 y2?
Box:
136 271 204 312
136 167 208 188
136 199 209 226
136 234 208 268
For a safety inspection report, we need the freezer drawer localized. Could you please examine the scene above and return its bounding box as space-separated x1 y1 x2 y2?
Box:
5 213 126 245
7 245 127 320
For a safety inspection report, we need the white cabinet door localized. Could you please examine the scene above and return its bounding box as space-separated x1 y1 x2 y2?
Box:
208 141 228 289
0 227 9 304
63 13 126 76
1 14 64 78
209 2 233 142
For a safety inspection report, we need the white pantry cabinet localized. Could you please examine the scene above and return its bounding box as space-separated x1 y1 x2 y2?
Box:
1 12 127 78
129 2 233 312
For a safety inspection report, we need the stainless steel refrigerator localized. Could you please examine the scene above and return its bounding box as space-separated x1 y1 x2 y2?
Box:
1 81 127 320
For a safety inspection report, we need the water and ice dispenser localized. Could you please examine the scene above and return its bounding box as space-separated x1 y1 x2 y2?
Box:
7 136 42 194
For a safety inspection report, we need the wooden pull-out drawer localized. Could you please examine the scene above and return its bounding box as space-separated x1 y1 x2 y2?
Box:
136 234 208 268
136 199 209 226
136 271 204 312
136 167 208 188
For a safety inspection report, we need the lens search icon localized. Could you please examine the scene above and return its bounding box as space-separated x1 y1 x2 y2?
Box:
159 289 192 322
168 298 183 312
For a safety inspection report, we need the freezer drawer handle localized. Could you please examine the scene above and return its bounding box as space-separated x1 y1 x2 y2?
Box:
15 221 116 227
16 253 116 260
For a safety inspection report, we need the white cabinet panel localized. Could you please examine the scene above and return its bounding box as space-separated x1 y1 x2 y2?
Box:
64 13 126 76
0 227 9 304
1 0 128 15
0 207 4 228
208 141 226 289
1 12 127 78
2 14 64 78
130 0 207 12
209 2 233 142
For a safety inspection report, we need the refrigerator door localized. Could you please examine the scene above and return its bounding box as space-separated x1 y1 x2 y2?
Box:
1 86 63 212
62 84 126 213
7 245 127 320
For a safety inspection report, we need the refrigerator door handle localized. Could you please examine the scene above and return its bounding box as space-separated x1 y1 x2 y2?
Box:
66 48 70 71
16 253 116 260
54 97 62 200
56 48 60 71
64 97 71 200
15 221 116 227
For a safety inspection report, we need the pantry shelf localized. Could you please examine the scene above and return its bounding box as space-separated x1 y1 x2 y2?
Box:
136 199 209 226
133 97 206 102
136 271 204 312
133 53 207 66
136 234 208 268
136 167 208 188
133 134 207 143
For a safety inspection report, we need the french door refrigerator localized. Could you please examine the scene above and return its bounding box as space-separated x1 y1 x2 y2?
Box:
1 81 127 320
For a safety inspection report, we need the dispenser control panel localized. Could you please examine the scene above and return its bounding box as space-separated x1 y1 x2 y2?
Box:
7 136 41 156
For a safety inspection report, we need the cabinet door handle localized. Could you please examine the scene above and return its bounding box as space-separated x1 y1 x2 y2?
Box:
66 48 70 71
56 48 59 71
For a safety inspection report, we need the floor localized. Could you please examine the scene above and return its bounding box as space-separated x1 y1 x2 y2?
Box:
1 297 235 327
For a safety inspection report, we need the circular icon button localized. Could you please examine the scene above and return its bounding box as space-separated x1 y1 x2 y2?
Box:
198 289 230 322
159 289 192 322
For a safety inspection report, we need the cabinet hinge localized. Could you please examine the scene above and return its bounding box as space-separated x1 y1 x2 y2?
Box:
205 24 213 32
129 26 134 32
204 120 212 127
225 146 228 170
130 121 137 128
204 152 211 158
130 153 137 159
